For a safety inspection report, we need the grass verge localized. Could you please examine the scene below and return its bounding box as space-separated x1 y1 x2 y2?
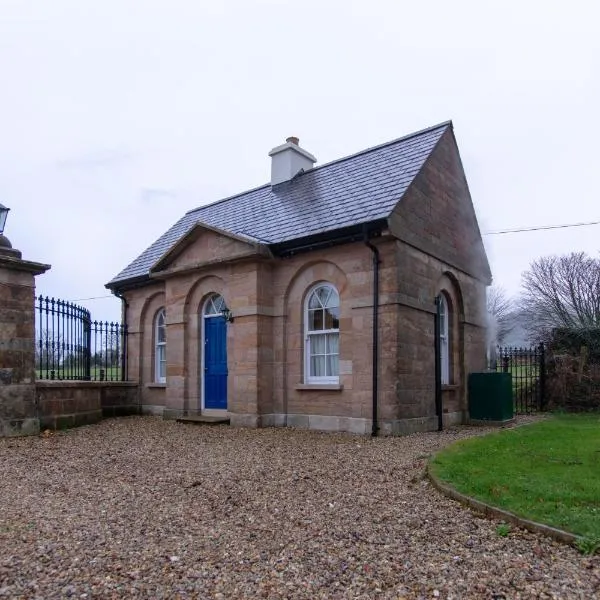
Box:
430 415 600 539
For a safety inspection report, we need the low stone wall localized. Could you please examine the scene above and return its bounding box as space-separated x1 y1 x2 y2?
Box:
36 381 139 430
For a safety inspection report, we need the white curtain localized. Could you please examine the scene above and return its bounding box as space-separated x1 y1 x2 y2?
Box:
309 333 339 377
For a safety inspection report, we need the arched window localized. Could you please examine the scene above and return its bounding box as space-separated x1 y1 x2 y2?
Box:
155 308 166 383
305 283 340 384
439 294 450 384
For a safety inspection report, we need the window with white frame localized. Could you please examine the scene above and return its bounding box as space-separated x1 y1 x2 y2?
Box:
155 308 166 383
305 283 340 383
439 294 450 384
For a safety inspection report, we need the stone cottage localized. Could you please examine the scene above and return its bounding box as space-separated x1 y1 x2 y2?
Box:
107 121 491 435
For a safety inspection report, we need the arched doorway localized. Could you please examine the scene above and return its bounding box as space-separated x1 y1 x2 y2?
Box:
202 294 228 411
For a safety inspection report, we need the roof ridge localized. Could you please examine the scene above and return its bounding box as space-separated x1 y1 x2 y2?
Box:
302 120 452 175
184 120 452 216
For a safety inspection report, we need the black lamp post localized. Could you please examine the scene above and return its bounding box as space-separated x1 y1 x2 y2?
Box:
0 203 20 258
0 203 9 235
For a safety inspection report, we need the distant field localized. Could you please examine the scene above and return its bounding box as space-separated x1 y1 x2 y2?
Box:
35 367 123 381
496 364 541 408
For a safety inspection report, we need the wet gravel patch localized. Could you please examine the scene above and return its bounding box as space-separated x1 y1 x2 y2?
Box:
0 416 597 599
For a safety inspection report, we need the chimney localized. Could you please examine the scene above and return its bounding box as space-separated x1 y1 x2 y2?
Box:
268 137 317 186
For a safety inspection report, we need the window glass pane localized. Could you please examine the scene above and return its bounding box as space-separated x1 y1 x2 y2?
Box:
438 294 450 384
214 295 225 313
316 286 331 306
157 345 166 380
156 309 166 343
327 333 339 354
310 334 326 355
441 338 449 384
157 311 166 341
310 355 326 377
308 291 322 309
440 338 447 357
324 307 340 330
324 287 339 308
205 295 226 315
326 353 339 377
309 309 324 331
440 297 447 319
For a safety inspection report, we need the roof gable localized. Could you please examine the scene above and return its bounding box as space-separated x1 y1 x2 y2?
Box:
150 223 269 276
108 121 451 289
389 128 492 283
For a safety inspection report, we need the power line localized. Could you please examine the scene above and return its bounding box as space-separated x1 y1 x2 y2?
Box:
70 295 115 302
484 220 600 235
65 218 600 299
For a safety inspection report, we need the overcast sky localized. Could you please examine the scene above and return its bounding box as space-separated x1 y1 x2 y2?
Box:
1 0 598 322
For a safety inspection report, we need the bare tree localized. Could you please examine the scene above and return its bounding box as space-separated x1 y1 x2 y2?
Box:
35 329 63 371
487 286 516 345
519 252 600 341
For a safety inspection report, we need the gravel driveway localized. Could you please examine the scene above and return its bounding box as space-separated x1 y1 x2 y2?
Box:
1 417 597 599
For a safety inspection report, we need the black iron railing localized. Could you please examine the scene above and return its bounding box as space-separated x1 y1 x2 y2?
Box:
494 344 546 413
35 295 127 381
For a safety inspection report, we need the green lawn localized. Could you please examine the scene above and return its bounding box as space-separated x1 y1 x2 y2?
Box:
35 367 123 381
430 415 600 539
500 364 539 394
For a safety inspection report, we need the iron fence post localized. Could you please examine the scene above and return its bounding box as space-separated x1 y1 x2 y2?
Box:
84 315 92 381
121 324 128 382
539 342 546 410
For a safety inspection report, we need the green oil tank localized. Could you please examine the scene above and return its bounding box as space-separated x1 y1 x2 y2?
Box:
468 372 514 422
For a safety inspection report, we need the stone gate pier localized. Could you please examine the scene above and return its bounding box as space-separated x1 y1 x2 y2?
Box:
0 233 50 436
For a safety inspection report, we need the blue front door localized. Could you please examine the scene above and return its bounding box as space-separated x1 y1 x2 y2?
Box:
204 316 227 409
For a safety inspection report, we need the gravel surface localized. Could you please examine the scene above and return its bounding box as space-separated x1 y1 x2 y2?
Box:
1 416 598 599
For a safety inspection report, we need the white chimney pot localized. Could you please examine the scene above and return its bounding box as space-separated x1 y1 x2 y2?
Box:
268 137 317 186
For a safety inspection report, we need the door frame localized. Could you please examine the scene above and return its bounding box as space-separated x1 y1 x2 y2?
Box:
200 298 228 413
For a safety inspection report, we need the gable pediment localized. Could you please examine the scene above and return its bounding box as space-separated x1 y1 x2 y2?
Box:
150 223 269 275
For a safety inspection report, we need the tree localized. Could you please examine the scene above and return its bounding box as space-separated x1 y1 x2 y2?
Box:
486 286 516 345
35 330 63 370
519 252 600 341
92 329 122 368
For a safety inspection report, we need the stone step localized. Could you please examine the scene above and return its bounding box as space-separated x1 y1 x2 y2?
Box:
176 415 230 426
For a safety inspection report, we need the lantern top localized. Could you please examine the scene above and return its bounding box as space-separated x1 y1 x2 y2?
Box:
0 203 9 235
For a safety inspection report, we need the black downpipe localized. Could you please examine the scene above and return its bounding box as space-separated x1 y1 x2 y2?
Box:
114 291 129 381
434 295 443 431
364 232 380 437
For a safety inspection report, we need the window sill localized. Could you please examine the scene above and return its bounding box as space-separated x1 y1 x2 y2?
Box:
146 383 166 389
295 383 344 391
441 384 459 391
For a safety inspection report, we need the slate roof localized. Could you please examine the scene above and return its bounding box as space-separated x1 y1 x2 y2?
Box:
108 121 451 288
